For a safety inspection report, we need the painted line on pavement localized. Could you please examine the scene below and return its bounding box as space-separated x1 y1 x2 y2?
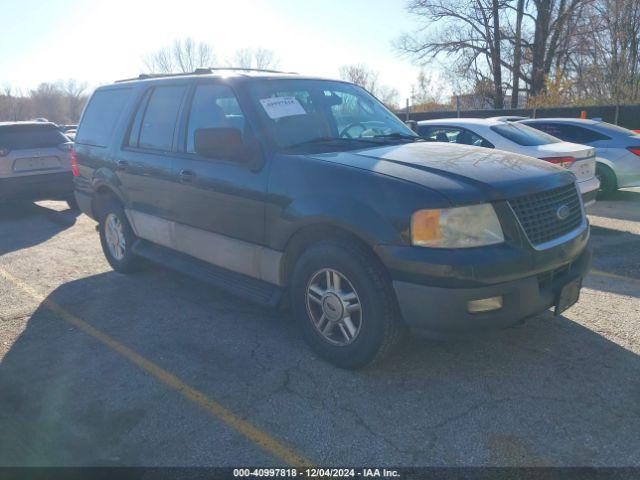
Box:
0 267 313 467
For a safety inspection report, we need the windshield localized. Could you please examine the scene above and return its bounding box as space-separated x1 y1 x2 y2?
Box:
491 122 561 146
246 79 419 151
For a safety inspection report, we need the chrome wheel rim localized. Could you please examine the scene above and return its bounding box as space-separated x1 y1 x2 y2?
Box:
305 268 362 346
104 213 126 261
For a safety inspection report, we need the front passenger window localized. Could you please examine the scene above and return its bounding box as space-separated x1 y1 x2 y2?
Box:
187 84 245 154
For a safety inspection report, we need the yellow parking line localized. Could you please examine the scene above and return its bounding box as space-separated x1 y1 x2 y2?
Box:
590 269 640 286
0 267 313 467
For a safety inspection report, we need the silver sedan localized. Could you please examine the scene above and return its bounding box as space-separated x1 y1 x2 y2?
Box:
521 118 640 195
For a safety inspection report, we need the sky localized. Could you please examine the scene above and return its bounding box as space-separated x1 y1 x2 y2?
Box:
0 0 443 103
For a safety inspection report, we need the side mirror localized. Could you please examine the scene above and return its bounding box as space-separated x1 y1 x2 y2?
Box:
194 128 245 161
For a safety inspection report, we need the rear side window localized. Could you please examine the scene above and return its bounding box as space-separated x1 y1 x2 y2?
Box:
0 125 68 149
418 125 494 148
76 88 132 147
526 122 609 144
490 123 561 146
134 85 187 151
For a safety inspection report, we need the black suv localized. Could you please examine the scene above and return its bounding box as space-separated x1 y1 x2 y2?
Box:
73 69 591 368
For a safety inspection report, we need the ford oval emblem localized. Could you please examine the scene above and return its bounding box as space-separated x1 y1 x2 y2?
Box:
556 204 571 220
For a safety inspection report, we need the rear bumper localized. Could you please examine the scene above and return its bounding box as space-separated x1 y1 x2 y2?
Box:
0 172 73 202
393 245 591 338
577 176 599 206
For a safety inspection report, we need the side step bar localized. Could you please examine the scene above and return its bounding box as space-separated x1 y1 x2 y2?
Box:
132 239 285 308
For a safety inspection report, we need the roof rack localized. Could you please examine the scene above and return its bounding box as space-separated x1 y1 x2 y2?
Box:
115 67 297 83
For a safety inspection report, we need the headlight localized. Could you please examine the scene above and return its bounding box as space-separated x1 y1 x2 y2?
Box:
411 203 504 248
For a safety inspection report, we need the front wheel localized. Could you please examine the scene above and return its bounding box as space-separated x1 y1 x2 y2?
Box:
98 198 141 273
290 239 404 369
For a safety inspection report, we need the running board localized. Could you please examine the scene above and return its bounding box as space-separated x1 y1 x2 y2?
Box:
132 239 285 308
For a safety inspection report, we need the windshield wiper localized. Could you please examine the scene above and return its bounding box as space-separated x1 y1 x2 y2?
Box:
373 133 423 141
284 136 381 149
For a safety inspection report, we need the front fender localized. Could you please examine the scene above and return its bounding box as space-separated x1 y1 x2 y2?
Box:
275 194 404 248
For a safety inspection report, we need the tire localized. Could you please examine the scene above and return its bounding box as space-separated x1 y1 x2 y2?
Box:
596 164 617 198
98 197 141 273
290 239 404 369
66 196 79 210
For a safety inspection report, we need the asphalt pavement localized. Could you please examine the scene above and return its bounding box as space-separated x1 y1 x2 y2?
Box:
0 190 638 467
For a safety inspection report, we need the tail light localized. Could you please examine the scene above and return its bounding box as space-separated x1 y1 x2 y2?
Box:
627 147 640 157
71 146 79 176
539 156 576 168
0 148 9 157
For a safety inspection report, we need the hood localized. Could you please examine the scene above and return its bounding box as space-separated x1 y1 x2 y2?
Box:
311 142 575 205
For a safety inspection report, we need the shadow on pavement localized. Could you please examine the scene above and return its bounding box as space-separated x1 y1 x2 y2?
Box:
1 267 639 466
589 225 640 296
587 189 640 223
0 202 79 257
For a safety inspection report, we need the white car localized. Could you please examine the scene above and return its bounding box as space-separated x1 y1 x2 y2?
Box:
417 118 600 205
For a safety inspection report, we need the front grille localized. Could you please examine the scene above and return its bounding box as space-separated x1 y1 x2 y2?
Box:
509 183 584 246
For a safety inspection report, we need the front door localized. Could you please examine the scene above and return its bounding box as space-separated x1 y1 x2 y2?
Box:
170 81 271 277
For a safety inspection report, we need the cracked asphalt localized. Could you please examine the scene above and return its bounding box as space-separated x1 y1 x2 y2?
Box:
0 190 639 467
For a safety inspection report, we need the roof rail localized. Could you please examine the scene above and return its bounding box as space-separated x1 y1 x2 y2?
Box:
115 67 297 83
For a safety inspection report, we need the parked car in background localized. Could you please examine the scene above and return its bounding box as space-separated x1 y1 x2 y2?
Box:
73 69 591 368
417 118 600 205
486 116 529 122
0 121 76 208
64 129 77 141
519 118 640 195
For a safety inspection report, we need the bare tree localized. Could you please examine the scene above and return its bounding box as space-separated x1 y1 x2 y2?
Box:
411 70 445 108
396 0 508 109
227 48 280 70
377 85 400 109
510 0 525 107
338 64 401 109
61 79 88 123
0 81 89 123
338 64 379 93
144 38 217 73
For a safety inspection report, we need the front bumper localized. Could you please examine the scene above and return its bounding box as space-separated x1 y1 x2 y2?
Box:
0 172 73 202
393 245 591 337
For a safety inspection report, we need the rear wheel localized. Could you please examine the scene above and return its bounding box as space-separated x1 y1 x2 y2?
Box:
290 239 404 369
596 164 617 198
98 198 141 273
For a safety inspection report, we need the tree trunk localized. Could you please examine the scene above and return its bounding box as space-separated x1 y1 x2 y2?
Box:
492 0 504 108
531 0 552 96
511 0 525 108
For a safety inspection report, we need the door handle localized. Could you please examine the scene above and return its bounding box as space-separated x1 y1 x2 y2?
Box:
116 160 129 171
179 169 196 183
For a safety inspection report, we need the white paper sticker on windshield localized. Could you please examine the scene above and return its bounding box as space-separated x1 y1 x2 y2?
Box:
259 96 306 119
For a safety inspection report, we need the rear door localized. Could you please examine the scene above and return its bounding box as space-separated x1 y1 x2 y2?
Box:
117 83 189 220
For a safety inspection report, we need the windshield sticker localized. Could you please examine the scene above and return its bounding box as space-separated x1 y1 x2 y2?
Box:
259 97 306 119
